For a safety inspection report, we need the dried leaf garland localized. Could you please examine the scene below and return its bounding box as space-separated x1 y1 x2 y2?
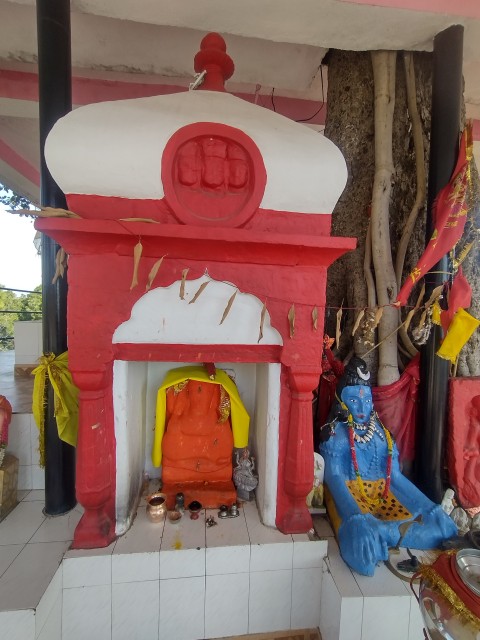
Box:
351 309 365 336
425 284 444 309
403 308 417 333
146 255 166 291
404 282 425 332
372 306 384 329
52 248 67 284
130 240 143 290
189 281 209 304
258 301 267 343
220 290 237 324
336 306 343 349
42 206 81 218
179 268 189 300
12 206 81 219
288 304 295 339
312 306 318 331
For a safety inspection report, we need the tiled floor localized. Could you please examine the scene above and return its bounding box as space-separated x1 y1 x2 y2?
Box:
0 487 327 640
0 350 34 413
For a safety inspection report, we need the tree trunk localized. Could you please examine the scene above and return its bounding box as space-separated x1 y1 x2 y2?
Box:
324 50 433 383
370 51 399 385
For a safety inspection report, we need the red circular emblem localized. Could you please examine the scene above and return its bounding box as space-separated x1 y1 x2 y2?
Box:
161 122 266 227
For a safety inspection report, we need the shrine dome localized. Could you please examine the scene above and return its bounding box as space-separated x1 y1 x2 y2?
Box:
45 33 347 219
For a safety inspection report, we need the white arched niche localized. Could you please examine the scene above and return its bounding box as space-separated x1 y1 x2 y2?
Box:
112 275 283 534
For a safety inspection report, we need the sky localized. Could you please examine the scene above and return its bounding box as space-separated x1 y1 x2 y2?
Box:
0 204 42 293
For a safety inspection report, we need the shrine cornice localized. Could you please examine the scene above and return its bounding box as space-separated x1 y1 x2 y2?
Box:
35 218 356 268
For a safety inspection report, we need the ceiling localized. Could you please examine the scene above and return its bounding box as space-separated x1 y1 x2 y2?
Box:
1 0 479 203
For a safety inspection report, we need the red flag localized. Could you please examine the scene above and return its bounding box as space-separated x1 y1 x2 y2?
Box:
396 123 473 306
440 267 472 334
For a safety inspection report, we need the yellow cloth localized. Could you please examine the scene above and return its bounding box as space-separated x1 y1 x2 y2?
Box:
437 308 480 363
152 365 249 467
32 352 79 466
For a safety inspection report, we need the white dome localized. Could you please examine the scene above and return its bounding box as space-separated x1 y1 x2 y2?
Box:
45 89 347 215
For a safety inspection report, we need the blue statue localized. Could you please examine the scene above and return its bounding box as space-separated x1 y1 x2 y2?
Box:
320 357 457 576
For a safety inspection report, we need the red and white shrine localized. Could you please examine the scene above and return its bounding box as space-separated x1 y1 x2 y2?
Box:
36 34 355 549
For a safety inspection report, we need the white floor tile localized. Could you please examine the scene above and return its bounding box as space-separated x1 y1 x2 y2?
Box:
31 465 45 490
205 572 249 639
30 416 41 467
114 506 163 554
17 464 32 491
250 541 293 572
34 566 62 635
249 569 292 634
112 551 159 583
319 567 342 640
205 507 250 547
30 507 82 543
62 585 111 640
23 490 45 502
0 501 45 545
0 543 23 577
112 580 159 640
159 576 205 640
325 539 363 597
353 559 412 597
0 608 35 640
291 567 322 629
64 540 116 559
0 541 68 611
36 591 62 640
361 594 411 640
243 501 292 544
17 490 30 501
293 538 328 569
339 595 363 640
312 515 334 538
206 544 250 575
9 414 32 465
63 552 112 588
160 547 205 579
160 510 206 551
408 592 426 640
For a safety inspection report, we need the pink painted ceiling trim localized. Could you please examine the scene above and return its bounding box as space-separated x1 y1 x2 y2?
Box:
0 70 326 125
0 139 40 187
338 0 480 18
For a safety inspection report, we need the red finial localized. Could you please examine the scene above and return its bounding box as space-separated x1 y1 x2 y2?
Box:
194 33 234 92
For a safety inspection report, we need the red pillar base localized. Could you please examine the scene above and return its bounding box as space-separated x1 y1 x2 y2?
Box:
276 505 313 534
72 507 116 549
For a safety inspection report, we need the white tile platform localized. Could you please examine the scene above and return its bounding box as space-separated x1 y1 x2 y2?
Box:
0 489 428 640
0 491 332 640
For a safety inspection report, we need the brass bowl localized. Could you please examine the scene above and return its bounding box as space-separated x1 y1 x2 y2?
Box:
167 510 182 524
146 492 167 523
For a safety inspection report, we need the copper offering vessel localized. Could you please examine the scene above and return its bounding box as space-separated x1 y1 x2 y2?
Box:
146 492 167 523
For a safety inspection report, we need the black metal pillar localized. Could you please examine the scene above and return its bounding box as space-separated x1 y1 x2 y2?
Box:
36 0 76 514
416 25 464 502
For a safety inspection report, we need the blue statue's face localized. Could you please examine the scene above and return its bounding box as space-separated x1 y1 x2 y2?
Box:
341 385 373 424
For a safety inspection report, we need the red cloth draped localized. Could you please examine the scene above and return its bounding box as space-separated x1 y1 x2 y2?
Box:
372 355 420 463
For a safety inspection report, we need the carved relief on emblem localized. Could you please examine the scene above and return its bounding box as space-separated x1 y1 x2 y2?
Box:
162 123 266 227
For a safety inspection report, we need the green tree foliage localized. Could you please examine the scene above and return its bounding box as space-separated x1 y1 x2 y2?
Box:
0 286 42 351
0 184 32 210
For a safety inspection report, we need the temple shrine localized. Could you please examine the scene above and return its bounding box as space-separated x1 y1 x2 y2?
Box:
36 33 355 548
